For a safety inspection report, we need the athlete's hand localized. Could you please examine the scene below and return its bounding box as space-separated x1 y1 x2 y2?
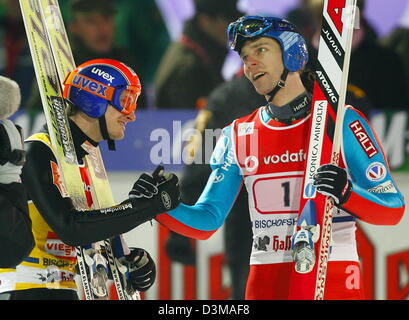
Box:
313 164 351 206
129 166 181 212
123 248 156 292
129 172 158 199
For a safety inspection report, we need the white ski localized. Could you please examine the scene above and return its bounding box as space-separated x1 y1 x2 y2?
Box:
290 0 358 300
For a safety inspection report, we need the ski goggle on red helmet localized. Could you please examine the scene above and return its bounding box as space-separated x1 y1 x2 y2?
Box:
227 16 308 72
63 59 141 118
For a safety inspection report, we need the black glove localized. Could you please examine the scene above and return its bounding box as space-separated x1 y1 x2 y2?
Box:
123 248 156 292
313 164 352 206
129 173 158 199
129 166 181 212
0 120 25 184
165 231 196 265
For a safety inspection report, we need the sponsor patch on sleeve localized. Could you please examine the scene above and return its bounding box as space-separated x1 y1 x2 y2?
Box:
366 162 387 182
368 180 398 193
349 120 378 158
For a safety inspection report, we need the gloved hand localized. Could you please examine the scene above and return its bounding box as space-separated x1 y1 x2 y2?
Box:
165 231 196 265
129 166 181 212
313 164 352 206
0 119 25 184
123 248 156 292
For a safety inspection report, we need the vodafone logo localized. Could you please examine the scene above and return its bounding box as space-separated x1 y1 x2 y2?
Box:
263 149 306 165
366 162 387 182
244 155 259 172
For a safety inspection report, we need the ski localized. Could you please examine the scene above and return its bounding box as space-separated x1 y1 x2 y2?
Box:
20 0 139 300
289 0 357 299
37 0 140 300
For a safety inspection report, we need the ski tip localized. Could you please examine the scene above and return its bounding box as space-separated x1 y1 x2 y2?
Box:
298 200 317 227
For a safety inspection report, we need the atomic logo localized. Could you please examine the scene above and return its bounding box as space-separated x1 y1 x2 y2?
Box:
366 162 386 182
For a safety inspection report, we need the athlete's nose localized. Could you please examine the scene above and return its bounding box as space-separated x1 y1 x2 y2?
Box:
125 111 136 122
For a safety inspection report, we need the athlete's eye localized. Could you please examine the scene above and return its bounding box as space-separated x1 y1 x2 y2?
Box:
257 47 267 54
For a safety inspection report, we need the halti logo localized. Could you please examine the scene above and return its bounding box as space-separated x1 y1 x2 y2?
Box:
349 120 378 158
366 162 386 182
91 67 115 83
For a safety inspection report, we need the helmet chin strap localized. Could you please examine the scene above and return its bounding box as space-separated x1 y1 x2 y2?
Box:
266 68 289 103
98 115 116 151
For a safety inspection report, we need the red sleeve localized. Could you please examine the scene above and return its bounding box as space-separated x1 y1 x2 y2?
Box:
341 190 405 225
155 213 217 240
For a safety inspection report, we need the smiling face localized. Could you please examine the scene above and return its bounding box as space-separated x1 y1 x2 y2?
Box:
105 104 135 140
240 37 285 97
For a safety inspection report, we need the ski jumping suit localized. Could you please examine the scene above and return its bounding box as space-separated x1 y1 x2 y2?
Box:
0 121 159 299
156 105 405 300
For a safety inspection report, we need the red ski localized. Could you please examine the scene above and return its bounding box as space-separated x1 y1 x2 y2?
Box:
289 0 358 300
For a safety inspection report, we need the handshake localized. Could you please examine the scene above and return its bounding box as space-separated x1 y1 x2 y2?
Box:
128 165 181 213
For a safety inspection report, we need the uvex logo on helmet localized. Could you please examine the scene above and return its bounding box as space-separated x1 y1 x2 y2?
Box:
70 74 112 99
91 67 115 83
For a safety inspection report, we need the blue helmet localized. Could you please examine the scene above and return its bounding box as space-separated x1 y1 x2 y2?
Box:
227 16 309 72
63 59 141 118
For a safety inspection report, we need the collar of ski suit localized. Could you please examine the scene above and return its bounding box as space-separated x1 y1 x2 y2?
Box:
68 119 99 162
265 91 312 125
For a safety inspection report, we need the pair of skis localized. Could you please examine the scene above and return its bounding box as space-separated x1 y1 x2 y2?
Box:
290 0 358 299
20 0 139 300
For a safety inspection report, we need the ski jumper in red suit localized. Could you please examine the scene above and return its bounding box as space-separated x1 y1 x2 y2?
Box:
156 105 405 300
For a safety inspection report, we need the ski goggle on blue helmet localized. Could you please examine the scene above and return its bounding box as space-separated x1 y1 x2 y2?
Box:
227 16 309 72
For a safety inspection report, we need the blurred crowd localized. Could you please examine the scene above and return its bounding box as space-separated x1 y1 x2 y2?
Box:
3 0 409 114
2 0 409 300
